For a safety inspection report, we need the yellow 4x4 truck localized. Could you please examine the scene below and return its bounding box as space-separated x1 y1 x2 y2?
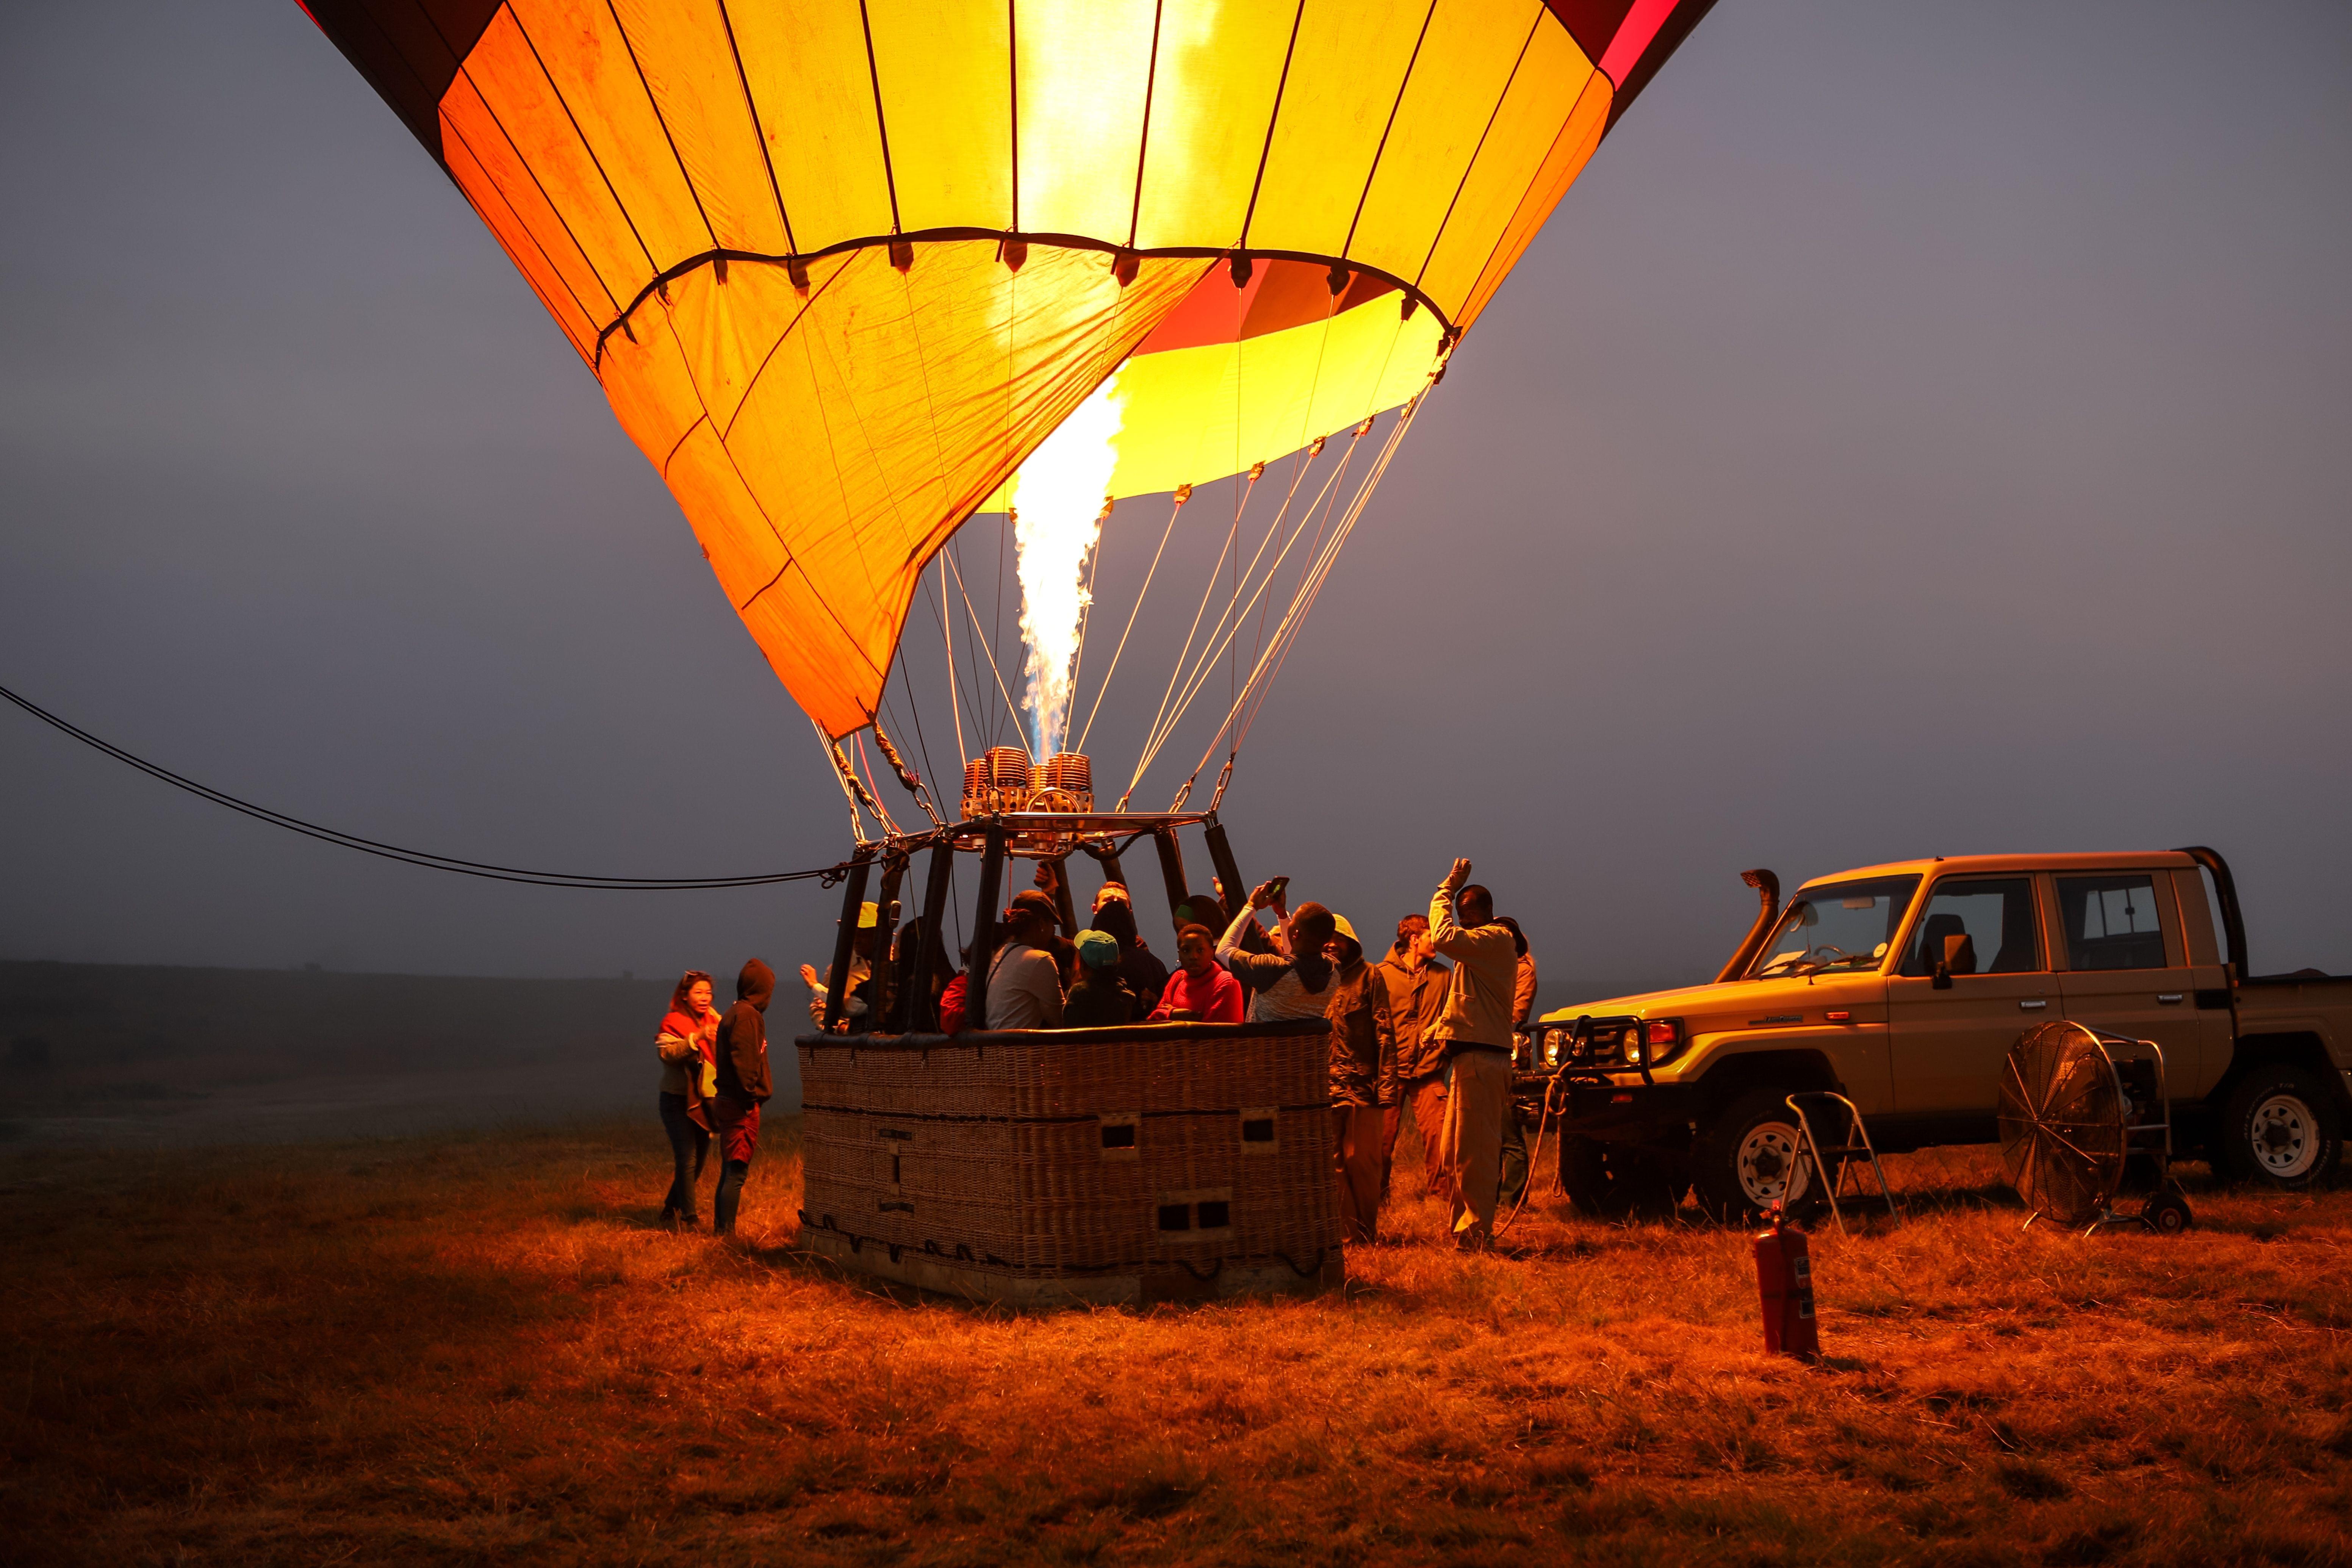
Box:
1534 847 2350 1218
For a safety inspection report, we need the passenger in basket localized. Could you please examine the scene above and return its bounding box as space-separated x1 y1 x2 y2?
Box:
1378 914 1454 1200
1428 860 1519 1251
1219 881 1338 1023
882 916 956 1033
1062 929 1138 1027
1149 923 1245 1022
711 959 774 1238
654 969 721 1228
1323 915 1397 1244
937 947 971 1034
1090 886 1171 1007
984 889 1066 1030
798 901 878 1031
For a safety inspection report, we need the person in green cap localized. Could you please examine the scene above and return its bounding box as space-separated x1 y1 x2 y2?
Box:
1061 928 1138 1027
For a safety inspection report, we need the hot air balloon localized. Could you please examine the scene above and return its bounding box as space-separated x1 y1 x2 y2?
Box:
300 0 1713 1020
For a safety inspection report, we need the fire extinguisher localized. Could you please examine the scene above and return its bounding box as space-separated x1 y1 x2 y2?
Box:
1753 1203 1819 1360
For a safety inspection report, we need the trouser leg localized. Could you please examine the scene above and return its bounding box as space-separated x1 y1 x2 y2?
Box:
1440 1050 1510 1249
1498 1106 1529 1209
714 1161 749 1235
1410 1076 1452 1199
1380 1101 1402 1196
1332 1103 1384 1244
659 1094 697 1218
711 1095 761 1236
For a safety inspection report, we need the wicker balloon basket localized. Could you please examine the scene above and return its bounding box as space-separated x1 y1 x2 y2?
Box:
796 1018 1342 1306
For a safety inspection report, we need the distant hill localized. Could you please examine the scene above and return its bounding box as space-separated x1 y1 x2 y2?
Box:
0 960 797 1145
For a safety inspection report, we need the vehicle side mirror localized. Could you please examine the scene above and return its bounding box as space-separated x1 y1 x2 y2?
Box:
1932 960 1951 990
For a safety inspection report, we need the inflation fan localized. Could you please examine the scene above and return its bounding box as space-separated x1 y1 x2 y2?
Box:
1998 1021 2192 1235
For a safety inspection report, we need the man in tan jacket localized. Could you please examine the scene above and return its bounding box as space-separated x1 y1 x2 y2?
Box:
1427 859 1519 1250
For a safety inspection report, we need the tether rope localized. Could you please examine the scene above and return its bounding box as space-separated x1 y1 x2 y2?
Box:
0 679 862 890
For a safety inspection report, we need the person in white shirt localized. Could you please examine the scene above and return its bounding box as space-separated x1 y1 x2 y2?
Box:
984 889 1066 1030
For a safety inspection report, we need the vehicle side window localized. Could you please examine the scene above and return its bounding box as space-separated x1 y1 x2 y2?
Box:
1898 879 2042 976
2055 875 2167 970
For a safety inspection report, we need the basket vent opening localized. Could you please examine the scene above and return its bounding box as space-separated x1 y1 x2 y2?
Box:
1102 1123 1138 1149
1240 1118 1275 1143
1156 1204 1192 1232
1196 1200 1231 1229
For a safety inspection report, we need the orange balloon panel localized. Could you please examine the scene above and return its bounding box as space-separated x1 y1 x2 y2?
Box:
300 0 1714 737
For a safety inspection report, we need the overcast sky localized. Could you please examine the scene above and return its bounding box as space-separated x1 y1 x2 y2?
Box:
4 1 2348 997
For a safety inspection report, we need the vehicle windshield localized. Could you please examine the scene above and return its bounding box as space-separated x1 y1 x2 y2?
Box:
1745 876 1921 978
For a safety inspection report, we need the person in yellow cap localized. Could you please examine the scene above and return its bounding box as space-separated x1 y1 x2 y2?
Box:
799 900 879 1030
1321 913 1396 1245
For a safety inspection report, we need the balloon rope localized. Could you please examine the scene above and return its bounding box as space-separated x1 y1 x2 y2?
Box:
1128 469 1258 799
1074 483 1189 758
1127 429 1359 794
942 544 1029 740
0 678 864 891
1179 388 1428 801
931 555 968 771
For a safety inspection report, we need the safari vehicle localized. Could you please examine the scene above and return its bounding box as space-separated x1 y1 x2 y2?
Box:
1532 848 2352 1218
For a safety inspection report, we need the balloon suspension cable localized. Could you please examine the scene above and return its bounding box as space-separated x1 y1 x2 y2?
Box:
1124 425 1360 804
852 733 903 837
1075 482 1190 759
819 723 885 846
869 715 944 827
1177 381 1436 808
942 538 1028 746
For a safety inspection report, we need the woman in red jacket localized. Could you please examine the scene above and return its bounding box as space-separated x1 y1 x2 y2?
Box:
654 969 720 1227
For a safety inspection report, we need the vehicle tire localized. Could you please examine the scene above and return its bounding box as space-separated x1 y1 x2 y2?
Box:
2216 1064 2341 1189
2141 1189 2192 1235
1693 1089 1815 1222
1559 1135 1686 1219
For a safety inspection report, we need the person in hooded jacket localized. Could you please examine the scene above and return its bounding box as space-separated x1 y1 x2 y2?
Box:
1377 914 1454 1199
1322 915 1396 1243
654 970 720 1227
1218 881 1338 1022
711 959 774 1237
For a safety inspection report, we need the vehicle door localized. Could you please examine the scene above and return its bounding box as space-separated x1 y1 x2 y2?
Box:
2052 870 2210 1097
1885 876 2054 1122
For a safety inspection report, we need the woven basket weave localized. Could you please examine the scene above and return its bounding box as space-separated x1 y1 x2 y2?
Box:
798 1019 1339 1302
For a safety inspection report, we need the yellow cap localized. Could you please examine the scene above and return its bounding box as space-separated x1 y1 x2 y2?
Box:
1330 914 1358 944
857 901 879 928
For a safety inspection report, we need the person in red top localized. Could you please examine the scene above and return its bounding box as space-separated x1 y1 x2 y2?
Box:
1149 923 1245 1023
654 970 720 1227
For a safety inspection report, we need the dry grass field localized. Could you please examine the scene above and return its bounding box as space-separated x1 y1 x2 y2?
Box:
4 1118 2349 1566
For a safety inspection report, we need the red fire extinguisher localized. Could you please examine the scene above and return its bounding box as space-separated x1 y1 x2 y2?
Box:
1753 1203 1819 1360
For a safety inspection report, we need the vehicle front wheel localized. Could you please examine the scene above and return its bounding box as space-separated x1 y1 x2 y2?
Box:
1693 1089 1815 1222
2216 1065 2341 1189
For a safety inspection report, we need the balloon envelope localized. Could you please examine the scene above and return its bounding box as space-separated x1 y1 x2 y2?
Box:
303 0 1712 737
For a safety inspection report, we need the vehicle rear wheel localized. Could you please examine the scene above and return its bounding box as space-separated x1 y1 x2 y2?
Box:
1558 1135 1686 1219
1694 1089 1815 1222
2216 1065 2341 1189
